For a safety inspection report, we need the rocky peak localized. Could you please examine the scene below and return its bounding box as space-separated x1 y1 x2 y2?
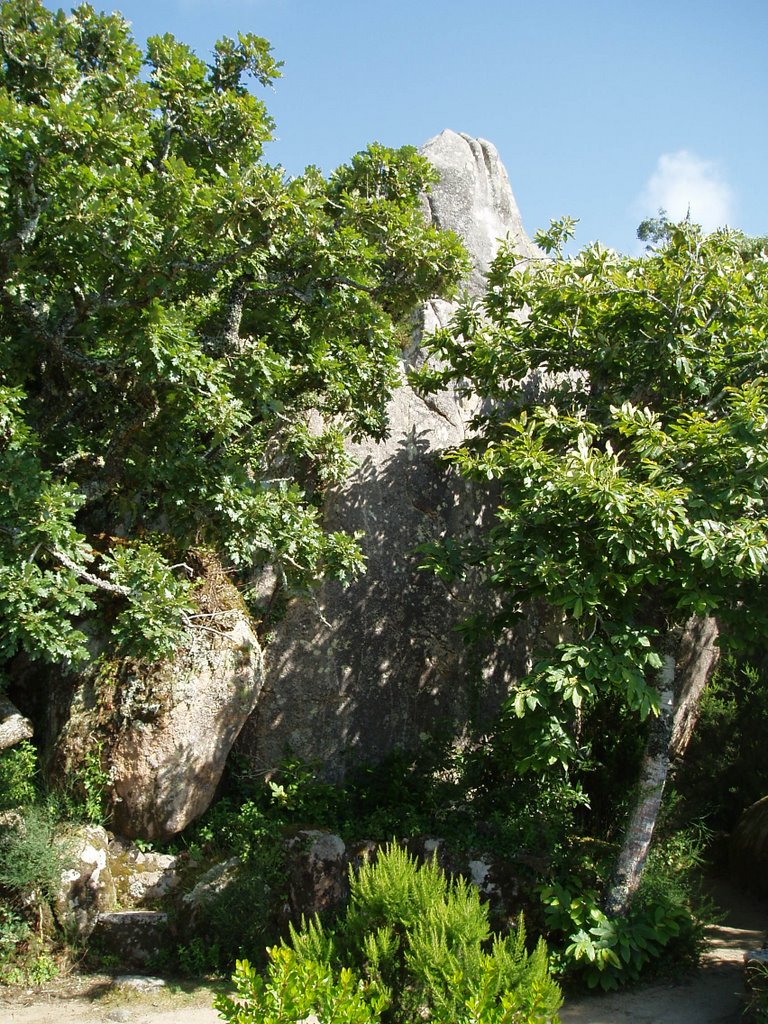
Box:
420 129 538 293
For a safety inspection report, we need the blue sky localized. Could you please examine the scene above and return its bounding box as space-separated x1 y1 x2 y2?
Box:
95 0 766 252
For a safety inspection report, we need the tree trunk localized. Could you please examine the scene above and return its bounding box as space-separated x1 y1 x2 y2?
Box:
603 646 676 918
603 615 719 918
670 615 719 759
0 695 34 752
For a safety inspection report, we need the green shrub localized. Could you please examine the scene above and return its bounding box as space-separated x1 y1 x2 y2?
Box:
0 904 30 964
0 901 61 987
217 952 383 1024
0 807 64 899
539 827 710 990
179 857 282 975
215 843 562 1024
176 936 222 977
541 881 688 991
0 740 38 810
76 744 112 826
746 959 768 1023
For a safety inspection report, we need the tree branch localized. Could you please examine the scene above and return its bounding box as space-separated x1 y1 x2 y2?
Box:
53 548 130 597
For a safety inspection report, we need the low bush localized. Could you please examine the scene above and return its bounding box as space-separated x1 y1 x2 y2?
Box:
215 842 562 1024
746 959 768 1023
0 807 64 900
0 740 38 811
539 827 711 990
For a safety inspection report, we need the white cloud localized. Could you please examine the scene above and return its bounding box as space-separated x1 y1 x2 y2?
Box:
635 150 734 233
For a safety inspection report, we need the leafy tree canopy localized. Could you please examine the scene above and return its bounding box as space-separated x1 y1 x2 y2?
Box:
0 1 466 664
414 219 768 771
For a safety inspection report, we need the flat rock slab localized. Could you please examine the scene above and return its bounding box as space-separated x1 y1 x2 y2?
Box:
112 976 168 992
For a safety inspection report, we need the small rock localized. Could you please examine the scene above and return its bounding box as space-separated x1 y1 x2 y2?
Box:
286 830 349 917
112 974 167 991
106 1010 133 1022
108 838 180 906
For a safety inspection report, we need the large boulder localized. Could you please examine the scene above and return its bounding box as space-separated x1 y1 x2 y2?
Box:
48 557 265 842
108 616 263 839
238 132 537 777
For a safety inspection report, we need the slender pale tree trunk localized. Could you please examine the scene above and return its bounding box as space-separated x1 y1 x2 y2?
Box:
670 615 720 759
604 646 676 918
604 615 719 918
0 695 33 752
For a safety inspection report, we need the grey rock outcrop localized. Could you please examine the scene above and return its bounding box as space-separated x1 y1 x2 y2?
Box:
420 130 539 294
108 837 180 905
238 131 536 777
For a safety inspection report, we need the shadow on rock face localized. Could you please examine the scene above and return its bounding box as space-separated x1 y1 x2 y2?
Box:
238 131 542 778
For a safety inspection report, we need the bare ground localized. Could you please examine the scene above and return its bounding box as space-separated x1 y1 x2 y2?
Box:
0 974 226 1024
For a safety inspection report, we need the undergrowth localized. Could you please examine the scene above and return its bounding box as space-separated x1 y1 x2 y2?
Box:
0 646 753 992
215 843 563 1024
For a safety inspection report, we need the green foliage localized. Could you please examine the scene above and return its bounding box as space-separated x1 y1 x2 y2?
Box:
0 901 60 987
414 219 768 777
539 826 709 990
190 745 461 856
0 806 64 898
72 742 111 825
541 882 685 990
0 0 467 663
185 857 284 974
637 208 675 247
215 844 562 1024
0 738 37 809
0 903 29 962
216 950 384 1024
746 960 768 1023
176 936 222 978
173 787 288 974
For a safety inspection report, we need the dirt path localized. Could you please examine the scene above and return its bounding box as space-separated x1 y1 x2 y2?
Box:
2 881 765 1024
0 975 226 1024
559 881 767 1024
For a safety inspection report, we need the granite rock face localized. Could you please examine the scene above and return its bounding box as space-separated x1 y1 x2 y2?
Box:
419 130 539 294
108 609 263 840
238 131 536 777
54 825 116 938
